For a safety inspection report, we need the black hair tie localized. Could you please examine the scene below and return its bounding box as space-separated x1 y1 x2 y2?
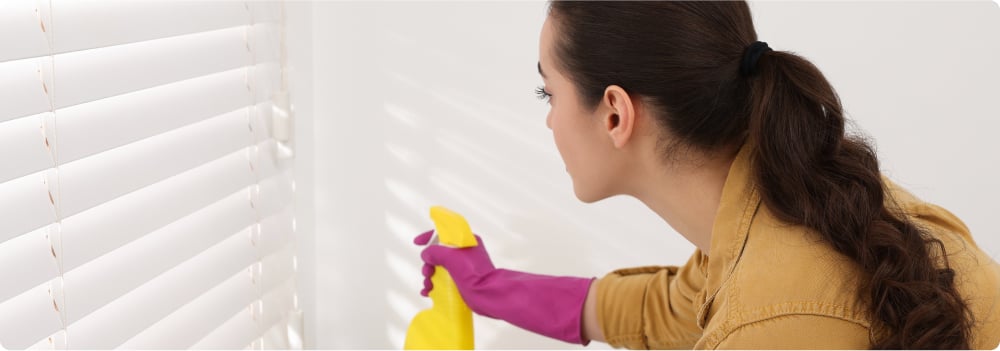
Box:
740 41 772 76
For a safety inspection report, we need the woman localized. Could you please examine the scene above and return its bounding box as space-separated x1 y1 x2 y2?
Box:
413 2 1000 349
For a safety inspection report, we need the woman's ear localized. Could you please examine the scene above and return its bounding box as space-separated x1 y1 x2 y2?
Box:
602 85 636 149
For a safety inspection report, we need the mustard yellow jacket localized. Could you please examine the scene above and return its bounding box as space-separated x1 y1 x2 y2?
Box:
596 147 1000 349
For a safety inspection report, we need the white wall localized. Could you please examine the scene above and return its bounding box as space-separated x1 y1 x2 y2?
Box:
296 1 1000 349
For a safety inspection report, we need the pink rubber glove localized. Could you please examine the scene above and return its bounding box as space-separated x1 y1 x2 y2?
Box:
413 230 595 345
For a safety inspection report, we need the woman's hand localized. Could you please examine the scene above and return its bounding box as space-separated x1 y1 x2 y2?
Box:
412 229 598 344
412 230 501 317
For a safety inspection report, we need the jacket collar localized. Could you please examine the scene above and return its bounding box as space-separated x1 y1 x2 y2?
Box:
696 145 762 328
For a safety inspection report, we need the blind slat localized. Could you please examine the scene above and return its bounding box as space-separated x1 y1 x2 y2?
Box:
193 277 297 351
55 68 251 165
58 108 250 218
259 208 295 259
0 282 63 349
251 23 283 67
192 253 295 350
63 188 255 326
0 227 60 304
259 277 297 343
0 58 53 123
54 26 252 109
119 266 258 349
0 171 56 243
192 301 259 350
60 147 256 272
65 228 257 349
0 2 51 62
0 113 54 184
257 169 295 219
251 100 276 144
248 2 282 24
262 309 303 350
26 330 65 350
252 139 281 179
260 245 296 301
50 0 249 55
251 62 284 109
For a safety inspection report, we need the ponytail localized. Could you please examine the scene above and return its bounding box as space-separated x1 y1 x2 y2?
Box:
747 50 973 349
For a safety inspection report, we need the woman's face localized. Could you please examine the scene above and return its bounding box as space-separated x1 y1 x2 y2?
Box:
538 16 623 203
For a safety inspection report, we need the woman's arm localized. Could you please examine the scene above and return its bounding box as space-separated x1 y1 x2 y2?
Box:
581 256 708 348
581 279 606 343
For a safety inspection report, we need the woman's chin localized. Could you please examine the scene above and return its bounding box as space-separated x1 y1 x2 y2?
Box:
572 183 609 204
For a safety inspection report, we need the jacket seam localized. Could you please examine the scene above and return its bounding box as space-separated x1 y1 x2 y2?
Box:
741 301 871 328
645 337 700 349
708 313 870 349
700 301 870 348
607 334 645 345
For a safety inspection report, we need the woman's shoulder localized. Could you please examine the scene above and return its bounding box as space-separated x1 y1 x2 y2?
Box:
883 180 1000 349
727 180 1000 349
702 212 873 348
882 179 999 290
882 177 974 242
724 205 872 325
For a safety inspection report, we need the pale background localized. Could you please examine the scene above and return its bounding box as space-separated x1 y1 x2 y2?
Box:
282 1 1000 349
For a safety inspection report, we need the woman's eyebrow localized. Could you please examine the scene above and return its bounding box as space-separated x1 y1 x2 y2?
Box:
538 62 547 79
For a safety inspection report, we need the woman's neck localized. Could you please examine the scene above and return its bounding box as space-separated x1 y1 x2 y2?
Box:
628 153 735 257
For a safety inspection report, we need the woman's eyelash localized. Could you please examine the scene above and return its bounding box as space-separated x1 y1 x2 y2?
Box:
535 86 551 102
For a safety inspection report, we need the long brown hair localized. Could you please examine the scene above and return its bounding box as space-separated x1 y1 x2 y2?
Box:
547 2 972 349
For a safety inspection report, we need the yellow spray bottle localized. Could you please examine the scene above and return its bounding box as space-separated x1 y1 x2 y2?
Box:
404 206 477 350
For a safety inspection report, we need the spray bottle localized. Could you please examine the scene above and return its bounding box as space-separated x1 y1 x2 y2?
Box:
403 206 476 349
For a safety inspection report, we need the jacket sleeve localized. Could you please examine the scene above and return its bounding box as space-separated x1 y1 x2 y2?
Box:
712 314 870 349
595 250 706 349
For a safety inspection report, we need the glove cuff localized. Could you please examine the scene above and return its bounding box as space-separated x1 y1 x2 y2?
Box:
474 269 595 345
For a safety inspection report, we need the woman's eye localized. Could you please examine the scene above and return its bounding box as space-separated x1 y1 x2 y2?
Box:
534 86 551 103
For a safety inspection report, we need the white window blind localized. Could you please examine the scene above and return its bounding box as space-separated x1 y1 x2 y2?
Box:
0 1 301 349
